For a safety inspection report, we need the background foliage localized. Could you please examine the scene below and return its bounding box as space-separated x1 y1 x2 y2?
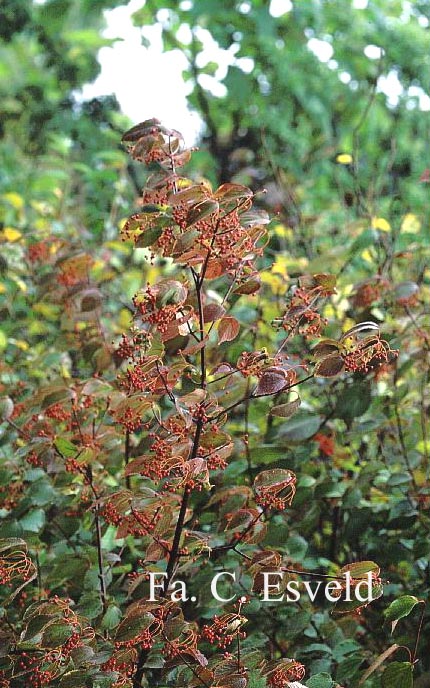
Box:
1 1 429 687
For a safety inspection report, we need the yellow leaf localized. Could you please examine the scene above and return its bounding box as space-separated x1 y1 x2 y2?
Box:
13 340 29 351
342 318 356 334
260 271 284 289
413 467 427 486
60 364 71 379
3 192 24 210
336 153 353 164
3 227 22 242
12 276 27 292
401 213 421 234
119 308 132 329
272 255 289 278
0 284 6 294
361 248 374 263
273 223 293 239
372 217 391 232
33 303 59 319
0 330 7 350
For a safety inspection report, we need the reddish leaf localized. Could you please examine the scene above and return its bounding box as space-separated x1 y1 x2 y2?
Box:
314 354 345 377
256 368 287 396
271 395 301 418
121 118 162 142
218 316 240 344
186 199 219 227
312 339 341 359
254 468 296 492
169 184 210 206
419 168 430 182
233 276 261 295
203 303 226 323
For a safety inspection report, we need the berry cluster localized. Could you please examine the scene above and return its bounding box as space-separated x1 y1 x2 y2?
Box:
342 337 398 373
201 613 246 650
267 660 306 687
255 476 297 511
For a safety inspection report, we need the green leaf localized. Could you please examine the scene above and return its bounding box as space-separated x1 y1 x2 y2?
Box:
41 622 74 648
280 413 321 442
115 611 155 643
54 437 79 458
383 596 420 632
59 670 95 688
306 673 333 688
135 225 163 248
20 509 45 533
101 605 122 630
381 662 413 688
334 381 372 422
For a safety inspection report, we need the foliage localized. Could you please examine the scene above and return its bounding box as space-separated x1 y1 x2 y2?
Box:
1 1 430 687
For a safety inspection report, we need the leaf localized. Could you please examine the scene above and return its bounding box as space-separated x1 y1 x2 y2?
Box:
255 368 287 396
314 354 344 378
135 225 164 248
3 227 22 242
419 168 430 182
372 217 391 232
240 208 271 226
394 281 419 303
336 153 353 164
186 199 219 227
305 672 334 687
81 379 114 397
121 118 162 141
214 182 253 201
358 645 400 685
115 610 155 643
203 303 226 323
339 561 380 578
312 339 340 358
169 184 209 206
233 276 261 294
280 414 321 442
254 468 296 492
41 621 74 648
54 438 79 458
271 395 301 418
383 596 420 633
334 381 371 422
0 538 29 554
59 670 93 687
313 340 339 361
381 662 413 688
218 316 240 344
0 396 14 420
40 386 74 409
20 509 45 533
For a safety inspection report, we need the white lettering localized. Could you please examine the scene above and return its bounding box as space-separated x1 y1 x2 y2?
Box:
148 572 167 601
170 579 188 602
325 580 342 602
303 580 322 602
211 572 236 602
354 573 374 602
285 579 300 602
262 572 284 602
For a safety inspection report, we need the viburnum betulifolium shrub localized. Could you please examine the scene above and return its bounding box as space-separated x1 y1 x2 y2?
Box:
0 120 421 688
